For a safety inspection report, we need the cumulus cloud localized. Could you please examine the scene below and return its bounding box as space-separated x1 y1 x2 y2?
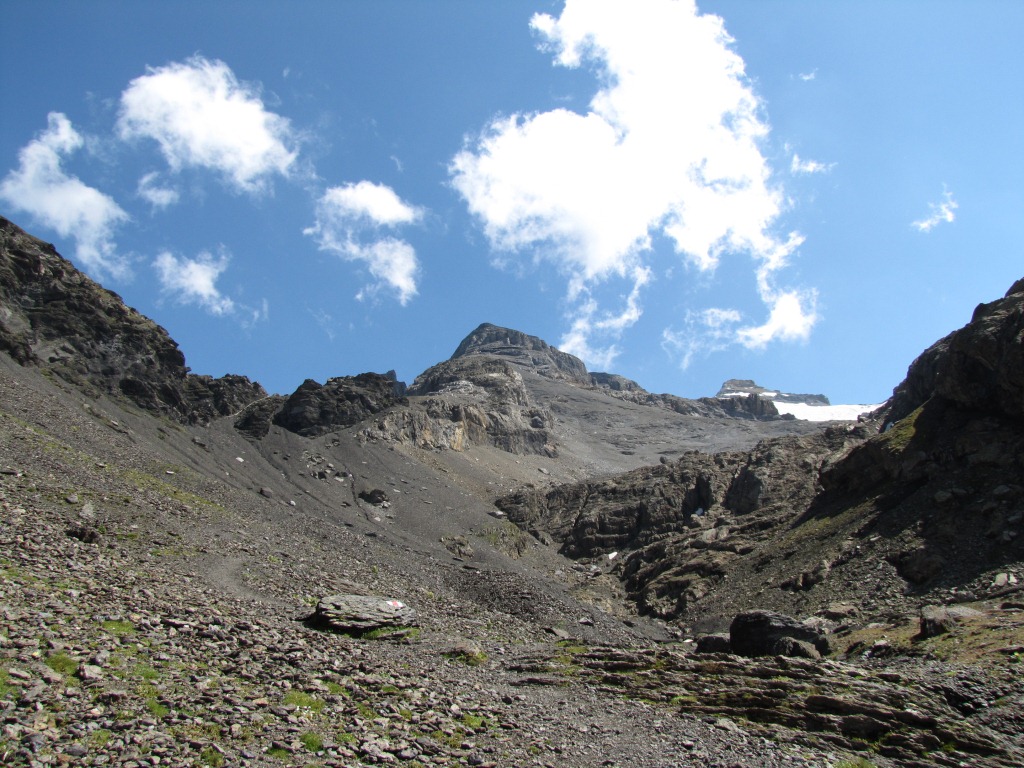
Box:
153 249 234 315
117 56 297 194
0 112 129 277
912 187 957 232
137 171 179 209
450 0 816 366
305 181 423 305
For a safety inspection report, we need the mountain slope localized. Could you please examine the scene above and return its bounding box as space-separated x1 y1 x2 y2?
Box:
1 215 1023 766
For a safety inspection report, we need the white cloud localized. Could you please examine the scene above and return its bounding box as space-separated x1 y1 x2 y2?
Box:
912 187 957 232
451 0 815 360
117 56 297 194
736 287 818 348
0 112 129 277
560 266 651 370
305 182 423 305
137 171 179 209
798 70 817 82
790 153 834 175
318 181 422 227
153 249 234 315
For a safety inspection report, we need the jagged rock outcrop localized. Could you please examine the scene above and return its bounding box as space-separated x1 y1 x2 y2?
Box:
498 426 868 618
268 372 407 438
0 216 265 423
886 277 1024 423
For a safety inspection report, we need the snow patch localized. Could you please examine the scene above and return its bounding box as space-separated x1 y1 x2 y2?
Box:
773 402 882 422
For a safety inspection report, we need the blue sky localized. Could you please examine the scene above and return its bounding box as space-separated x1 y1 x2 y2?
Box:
1 1 1021 404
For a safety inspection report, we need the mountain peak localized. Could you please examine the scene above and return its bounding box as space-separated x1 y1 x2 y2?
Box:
450 322 589 383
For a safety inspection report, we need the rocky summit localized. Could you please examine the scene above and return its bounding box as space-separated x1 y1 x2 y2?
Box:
1 212 1023 768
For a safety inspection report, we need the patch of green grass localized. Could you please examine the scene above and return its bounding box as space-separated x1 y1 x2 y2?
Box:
45 652 79 677
199 746 225 767
282 690 324 713
460 713 488 730
479 521 532 558
146 698 169 718
135 663 160 681
299 731 323 752
325 681 348 696
101 619 135 637
89 729 112 748
0 669 13 698
336 732 357 744
445 647 488 667
379 684 399 694
669 694 699 706
879 405 922 454
266 747 290 759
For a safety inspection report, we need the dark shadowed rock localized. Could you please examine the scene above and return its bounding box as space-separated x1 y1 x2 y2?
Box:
694 633 732 654
273 373 408 437
729 610 829 658
886 276 1024 423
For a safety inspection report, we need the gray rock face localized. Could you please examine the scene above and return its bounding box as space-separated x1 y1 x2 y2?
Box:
308 594 418 633
717 379 830 406
0 216 266 423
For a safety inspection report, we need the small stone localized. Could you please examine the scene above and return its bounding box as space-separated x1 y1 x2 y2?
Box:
77 664 104 681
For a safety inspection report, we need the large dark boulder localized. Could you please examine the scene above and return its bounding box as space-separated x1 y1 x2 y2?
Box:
729 610 829 658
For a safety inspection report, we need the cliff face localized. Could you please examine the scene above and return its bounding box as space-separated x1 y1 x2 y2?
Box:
886 278 1024 424
0 216 265 423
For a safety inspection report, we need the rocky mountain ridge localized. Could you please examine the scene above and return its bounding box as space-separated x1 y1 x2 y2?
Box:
0 217 265 425
2 213 1023 767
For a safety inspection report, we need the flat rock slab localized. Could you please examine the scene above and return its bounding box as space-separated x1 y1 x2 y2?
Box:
310 594 418 633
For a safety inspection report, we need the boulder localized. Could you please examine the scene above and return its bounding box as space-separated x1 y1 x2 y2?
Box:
918 605 983 639
729 610 829 658
307 594 418 633
694 633 732 654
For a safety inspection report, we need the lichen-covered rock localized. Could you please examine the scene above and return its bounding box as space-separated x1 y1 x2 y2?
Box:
308 594 418 633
